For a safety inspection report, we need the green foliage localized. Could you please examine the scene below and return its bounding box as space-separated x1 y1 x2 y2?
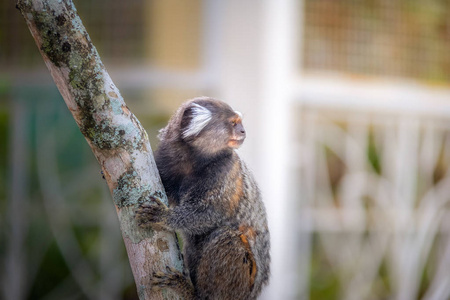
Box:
0 107 8 204
2 86 139 299
29 242 73 299
309 235 340 300
367 128 381 174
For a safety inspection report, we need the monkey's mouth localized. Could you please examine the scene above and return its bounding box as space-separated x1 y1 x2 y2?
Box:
228 138 245 148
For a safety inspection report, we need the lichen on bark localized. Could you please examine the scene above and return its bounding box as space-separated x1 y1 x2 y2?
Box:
18 0 124 150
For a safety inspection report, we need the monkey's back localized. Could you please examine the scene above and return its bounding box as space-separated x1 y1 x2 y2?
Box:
153 97 270 299
156 145 270 299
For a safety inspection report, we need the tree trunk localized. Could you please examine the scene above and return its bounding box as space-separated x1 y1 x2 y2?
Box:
16 0 184 299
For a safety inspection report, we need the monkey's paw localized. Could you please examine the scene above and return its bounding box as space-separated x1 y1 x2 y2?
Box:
135 196 169 228
150 266 195 299
150 266 188 290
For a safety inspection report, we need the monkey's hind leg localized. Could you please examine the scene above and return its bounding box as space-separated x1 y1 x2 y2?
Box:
150 266 195 300
196 228 256 300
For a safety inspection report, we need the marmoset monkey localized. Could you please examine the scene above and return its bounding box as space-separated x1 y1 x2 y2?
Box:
136 97 270 299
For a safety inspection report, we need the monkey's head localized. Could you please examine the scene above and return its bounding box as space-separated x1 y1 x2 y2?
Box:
179 98 246 156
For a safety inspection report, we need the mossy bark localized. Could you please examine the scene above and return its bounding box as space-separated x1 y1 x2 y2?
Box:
16 0 184 299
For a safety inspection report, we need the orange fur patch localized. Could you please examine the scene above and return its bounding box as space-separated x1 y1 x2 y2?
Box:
230 174 243 211
227 140 242 148
229 116 242 124
239 231 257 288
239 225 256 240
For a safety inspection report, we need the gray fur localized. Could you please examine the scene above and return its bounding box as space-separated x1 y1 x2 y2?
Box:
136 97 270 300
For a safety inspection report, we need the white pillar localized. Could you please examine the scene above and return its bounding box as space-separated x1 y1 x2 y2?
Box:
213 0 303 298
259 0 300 299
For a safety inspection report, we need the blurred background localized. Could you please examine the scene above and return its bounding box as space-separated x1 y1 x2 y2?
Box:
1 0 450 299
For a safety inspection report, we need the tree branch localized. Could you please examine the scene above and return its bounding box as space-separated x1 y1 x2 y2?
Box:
16 0 184 299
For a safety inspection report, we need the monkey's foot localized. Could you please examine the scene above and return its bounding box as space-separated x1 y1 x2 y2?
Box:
135 196 169 228
151 266 195 299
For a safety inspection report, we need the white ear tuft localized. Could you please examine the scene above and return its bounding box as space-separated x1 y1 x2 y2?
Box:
182 103 212 138
235 110 242 118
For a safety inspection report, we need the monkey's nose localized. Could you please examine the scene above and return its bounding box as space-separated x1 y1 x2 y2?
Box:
235 123 246 136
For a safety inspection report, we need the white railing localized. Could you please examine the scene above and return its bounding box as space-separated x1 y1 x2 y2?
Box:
294 91 450 300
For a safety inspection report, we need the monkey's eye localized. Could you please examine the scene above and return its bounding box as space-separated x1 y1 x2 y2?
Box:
231 120 237 126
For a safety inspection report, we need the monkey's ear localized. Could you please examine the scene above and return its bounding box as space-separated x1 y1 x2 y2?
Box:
182 103 212 139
